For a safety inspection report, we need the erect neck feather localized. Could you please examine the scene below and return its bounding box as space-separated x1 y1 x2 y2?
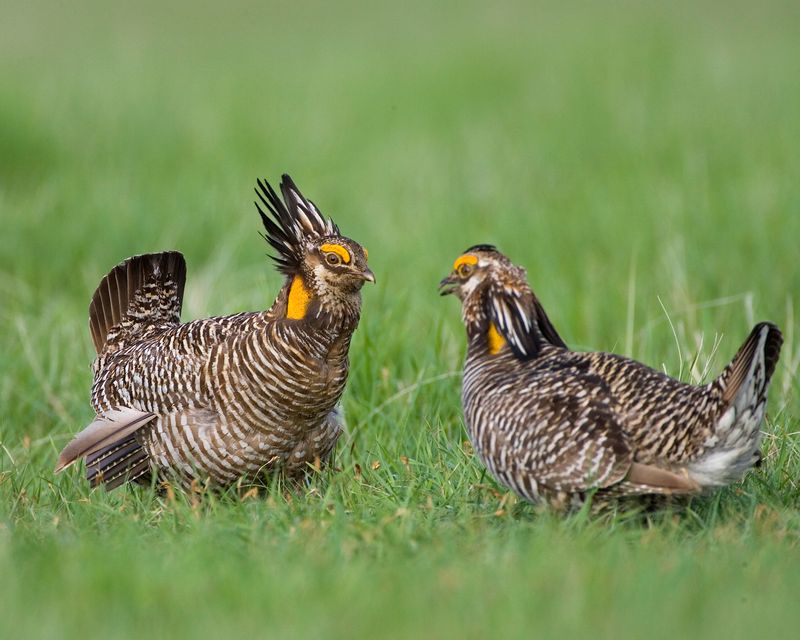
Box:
464 287 565 360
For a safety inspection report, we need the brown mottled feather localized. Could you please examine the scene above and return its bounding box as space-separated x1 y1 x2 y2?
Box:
60 175 372 490
442 246 782 510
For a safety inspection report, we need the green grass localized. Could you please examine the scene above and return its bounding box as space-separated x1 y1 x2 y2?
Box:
2 1 800 637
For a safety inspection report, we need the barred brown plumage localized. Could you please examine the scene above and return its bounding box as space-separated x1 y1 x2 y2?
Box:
440 245 783 510
56 174 374 490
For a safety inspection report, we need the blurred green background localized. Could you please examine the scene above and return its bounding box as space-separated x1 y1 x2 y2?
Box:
1 1 799 638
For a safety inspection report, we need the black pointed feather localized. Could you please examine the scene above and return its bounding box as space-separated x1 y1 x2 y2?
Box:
279 174 340 237
533 298 568 349
255 178 304 275
465 243 498 254
488 287 544 359
255 175 339 276
486 283 567 359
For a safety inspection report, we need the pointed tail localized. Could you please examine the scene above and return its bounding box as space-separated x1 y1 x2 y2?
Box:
718 322 782 407
689 322 782 487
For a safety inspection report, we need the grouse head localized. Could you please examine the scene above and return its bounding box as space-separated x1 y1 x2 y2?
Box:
439 245 567 359
255 175 374 320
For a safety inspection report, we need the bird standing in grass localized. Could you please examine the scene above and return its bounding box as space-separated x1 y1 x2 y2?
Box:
440 245 782 510
57 174 374 489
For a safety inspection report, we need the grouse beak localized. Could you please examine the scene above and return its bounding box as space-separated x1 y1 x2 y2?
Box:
360 268 376 284
438 274 457 296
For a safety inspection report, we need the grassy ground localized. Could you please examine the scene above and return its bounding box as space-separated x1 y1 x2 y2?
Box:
2 1 799 638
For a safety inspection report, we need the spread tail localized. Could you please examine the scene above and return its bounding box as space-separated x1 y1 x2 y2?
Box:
89 252 186 354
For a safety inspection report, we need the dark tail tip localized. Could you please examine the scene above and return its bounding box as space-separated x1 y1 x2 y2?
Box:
721 322 783 405
758 321 783 383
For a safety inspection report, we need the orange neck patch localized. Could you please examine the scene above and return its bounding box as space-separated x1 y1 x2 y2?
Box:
453 254 478 270
287 275 312 319
321 243 351 264
487 322 506 355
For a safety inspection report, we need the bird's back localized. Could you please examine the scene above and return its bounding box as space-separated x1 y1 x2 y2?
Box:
465 345 722 460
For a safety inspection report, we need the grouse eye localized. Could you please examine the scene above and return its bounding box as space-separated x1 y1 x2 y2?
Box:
457 263 474 278
325 252 342 266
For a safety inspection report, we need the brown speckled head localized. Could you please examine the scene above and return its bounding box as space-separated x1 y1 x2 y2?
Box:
440 245 567 359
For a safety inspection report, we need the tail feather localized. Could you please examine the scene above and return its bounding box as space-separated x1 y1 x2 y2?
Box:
689 322 782 487
719 322 782 406
55 407 155 475
86 436 152 489
626 462 700 493
89 252 186 354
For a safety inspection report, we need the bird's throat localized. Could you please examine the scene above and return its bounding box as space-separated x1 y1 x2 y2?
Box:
287 275 312 319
